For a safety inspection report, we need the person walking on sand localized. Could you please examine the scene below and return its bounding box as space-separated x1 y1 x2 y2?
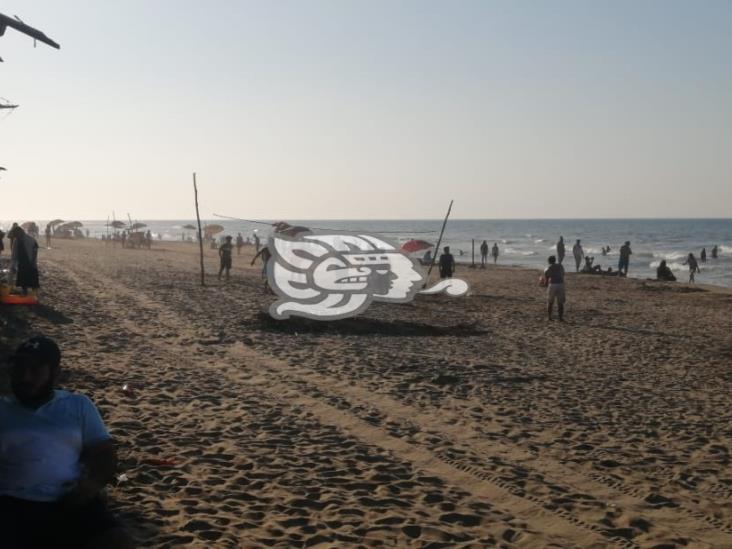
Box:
218 235 234 281
439 246 455 279
9 225 39 295
700 248 707 263
618 241 632 276
480 240 488 267
543 255 566 321
683 252 700 284
572 239 584 272
236 233 244 255
556 236 565 265
45 224 52 248
491 242 499 264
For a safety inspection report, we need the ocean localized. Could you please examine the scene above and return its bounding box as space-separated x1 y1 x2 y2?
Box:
4 218 732 288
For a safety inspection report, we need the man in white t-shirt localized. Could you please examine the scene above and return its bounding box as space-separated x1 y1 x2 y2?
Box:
0 337 133 549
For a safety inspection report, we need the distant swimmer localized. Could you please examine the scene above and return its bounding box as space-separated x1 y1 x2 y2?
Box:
480 240 488 267
683 253 700 284
438 246 455 279
618 241 632 276
572 239 584 272
656 260 676 282
218 235 234 281
700 248 707 263
711 245 718 259
556 236 565 265
543 255 565 321
491 242 499 264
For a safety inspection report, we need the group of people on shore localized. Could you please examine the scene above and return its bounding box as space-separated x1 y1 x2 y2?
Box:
555 236 633 276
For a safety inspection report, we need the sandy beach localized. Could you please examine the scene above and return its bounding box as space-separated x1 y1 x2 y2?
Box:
2 237 732 548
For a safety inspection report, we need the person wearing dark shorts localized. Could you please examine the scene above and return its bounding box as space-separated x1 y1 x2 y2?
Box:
544 255 566 321
218 235 234 281
438 246 455 279
0 337 133 549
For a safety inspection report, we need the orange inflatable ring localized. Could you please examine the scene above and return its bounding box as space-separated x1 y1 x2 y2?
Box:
1 294 39 305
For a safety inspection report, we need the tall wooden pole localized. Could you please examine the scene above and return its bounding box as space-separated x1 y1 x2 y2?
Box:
193 172 205 286
426 200 454 282
471 239 475 268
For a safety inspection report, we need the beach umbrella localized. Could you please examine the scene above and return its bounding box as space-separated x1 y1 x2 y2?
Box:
401 239 434 253
182 224 197 230
204 224 224 237
131 222 147 230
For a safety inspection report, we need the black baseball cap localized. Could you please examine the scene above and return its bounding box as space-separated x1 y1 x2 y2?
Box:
11 336 61 368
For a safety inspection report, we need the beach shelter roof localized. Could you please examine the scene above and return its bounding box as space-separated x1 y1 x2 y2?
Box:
131 222 147 230
401 239 433 253
204 224 224 236
182 224 197 230
108 220 126 229
48 219 64 227
58 221 83 231
272 222 310 237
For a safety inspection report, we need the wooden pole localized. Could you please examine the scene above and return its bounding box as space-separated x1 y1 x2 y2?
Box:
193 172 205 286
425 200 454 282
471 239 475 268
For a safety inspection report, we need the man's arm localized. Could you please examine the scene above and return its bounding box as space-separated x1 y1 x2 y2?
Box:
250 248 263 265
62 439 117 506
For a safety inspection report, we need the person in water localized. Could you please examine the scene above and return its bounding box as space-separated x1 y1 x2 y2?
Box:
438 246 455 279
543 255 565 321
683 253 700 284
556 236 565 265
656 260 676 282
618 241 632 276
700 248 707 263
711 245 718 259
9 226 39 295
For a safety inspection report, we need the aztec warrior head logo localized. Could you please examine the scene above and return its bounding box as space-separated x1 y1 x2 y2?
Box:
267 231 469 320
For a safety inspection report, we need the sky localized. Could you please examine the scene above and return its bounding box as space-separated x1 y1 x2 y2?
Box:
0 1 730 221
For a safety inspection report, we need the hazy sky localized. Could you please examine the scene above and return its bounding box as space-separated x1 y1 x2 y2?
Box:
1 1 730 221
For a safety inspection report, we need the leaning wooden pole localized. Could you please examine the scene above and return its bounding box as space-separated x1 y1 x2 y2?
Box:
193 172 205 286
426 199 454 282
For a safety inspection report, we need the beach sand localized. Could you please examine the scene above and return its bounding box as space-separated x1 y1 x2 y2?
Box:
2 238 732 547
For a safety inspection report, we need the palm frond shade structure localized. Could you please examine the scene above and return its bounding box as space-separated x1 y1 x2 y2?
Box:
57 221 83 231
0 13 61 53
108 221 126 229
182 224 197 230
131 223 147 230
203 224 224 237
48 219 64 227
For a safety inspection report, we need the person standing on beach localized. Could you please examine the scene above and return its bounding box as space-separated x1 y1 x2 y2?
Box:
491 242 499 264
218 235 234 281
543 255 565 321
251 245 272 291
572 239 584 272
0 337 134 549
480 240 488 267
439 246 455 278
0 229 5 256
556 236 565 264
236 233 244 255
9 226 39 295
700 248 707 263
45 224 52 248
683 253 700 284
618 241 632 276
254 233 261 253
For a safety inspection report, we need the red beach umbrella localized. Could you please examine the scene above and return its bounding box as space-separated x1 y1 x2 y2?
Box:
401 239 433 253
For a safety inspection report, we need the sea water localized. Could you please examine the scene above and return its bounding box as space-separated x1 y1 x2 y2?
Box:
4 218 732 288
